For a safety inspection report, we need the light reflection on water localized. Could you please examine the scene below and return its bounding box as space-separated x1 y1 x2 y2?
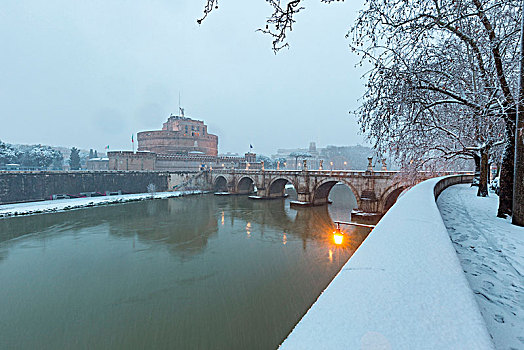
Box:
0 184 371 350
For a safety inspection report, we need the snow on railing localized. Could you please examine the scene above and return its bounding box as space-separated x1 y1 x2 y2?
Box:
280 174 494 350
210 168 473 177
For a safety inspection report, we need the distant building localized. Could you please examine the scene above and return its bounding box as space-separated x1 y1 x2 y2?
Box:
138 115 218 156
107 151 156 171
86 157 109 171
272 142 374 170
273 142 322 169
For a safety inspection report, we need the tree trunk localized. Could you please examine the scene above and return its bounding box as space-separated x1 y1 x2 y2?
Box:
513 0 524 226
478 148 489 197
514 121 524 224
498 119 515 218
472 153 480 187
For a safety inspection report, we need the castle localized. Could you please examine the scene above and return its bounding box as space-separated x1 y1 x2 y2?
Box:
106 114 255 171
138 115 218 156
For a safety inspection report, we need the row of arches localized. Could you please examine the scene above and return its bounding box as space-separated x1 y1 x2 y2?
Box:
214 175 297 198
213 175 407 213
215 175 256 194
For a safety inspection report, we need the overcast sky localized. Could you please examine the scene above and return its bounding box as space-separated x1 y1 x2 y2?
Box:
1 0 367 156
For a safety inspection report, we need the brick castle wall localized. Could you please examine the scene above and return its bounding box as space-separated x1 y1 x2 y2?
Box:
108 151 157 171
137 131 218 156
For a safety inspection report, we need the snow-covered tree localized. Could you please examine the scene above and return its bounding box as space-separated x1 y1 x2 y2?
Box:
199 0 330 52
17 145 62 169
256 154 275 168
351 0 520 213
0 140 19 165
355 30 507 195
69 147 81 170
199 0 521 215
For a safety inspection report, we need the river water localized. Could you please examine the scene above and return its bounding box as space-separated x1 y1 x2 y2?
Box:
0 185 371 349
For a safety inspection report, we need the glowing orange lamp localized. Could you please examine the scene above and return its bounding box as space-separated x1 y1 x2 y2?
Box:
333 227 344 245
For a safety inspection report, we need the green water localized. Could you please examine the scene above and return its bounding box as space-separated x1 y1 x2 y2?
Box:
0 185 370 349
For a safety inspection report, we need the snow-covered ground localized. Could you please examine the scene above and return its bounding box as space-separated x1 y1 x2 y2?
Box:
438 185 524 350
0 190 205 218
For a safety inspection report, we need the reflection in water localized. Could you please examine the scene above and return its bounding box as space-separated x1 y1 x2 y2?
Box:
108 197 219 259
0 185 371 350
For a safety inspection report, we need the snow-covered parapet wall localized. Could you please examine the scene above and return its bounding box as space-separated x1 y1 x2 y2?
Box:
280 175 494 349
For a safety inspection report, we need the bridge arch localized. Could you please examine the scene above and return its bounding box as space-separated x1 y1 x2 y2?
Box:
312 179 361 208
267 176 298 198
236 176 256 194
380 184 409 212
213 175 228 192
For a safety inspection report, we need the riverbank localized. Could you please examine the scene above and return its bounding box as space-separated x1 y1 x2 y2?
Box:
437 184 524 350
280 175 492 349
0 190 206 218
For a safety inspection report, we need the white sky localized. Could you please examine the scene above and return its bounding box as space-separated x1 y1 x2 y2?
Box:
0 0 367 155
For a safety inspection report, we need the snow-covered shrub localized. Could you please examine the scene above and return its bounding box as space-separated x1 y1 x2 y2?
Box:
147 183 157 197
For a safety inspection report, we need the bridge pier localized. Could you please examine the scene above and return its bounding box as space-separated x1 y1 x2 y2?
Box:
290 192 313 207
351 210 383 223
290 190 333 207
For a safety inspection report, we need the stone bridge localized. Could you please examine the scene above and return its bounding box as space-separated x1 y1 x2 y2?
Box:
208 165 459 216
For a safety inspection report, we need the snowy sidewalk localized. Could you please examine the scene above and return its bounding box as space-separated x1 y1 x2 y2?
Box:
438 185 524 350
0 190 205 218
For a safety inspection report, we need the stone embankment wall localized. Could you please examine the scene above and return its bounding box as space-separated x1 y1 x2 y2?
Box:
168 172 211 191
0 171 202 204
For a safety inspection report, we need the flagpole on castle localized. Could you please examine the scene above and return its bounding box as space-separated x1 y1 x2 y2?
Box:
132 134 135 154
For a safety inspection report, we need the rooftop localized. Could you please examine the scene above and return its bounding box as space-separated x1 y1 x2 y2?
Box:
167 114 204 124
